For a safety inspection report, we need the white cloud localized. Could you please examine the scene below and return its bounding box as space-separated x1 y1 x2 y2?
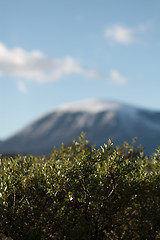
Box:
17 81 27 94
0 43 100 87
110 70 128 85
105 23 148 44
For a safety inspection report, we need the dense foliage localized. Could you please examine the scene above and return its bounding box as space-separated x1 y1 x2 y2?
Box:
1 133 160 239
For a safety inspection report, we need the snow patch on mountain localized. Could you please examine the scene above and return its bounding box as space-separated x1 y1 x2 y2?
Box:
58 99 120 113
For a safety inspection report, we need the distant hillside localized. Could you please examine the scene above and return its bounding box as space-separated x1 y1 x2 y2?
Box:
0 99 160 155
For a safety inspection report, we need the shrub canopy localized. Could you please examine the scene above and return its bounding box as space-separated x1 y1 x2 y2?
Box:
1 133 160 239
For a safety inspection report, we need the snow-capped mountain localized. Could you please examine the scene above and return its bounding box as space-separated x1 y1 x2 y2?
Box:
0 99 160 155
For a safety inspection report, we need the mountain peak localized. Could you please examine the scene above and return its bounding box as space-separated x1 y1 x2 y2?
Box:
1 98 160 156
57 99 120 113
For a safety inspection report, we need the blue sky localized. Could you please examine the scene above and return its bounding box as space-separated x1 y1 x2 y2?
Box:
0 0 160 139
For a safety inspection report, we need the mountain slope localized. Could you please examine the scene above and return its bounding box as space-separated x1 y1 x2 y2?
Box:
0 99 160 155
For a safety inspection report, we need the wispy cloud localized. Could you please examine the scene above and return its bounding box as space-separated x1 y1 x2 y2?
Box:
110 70 128 85
0 42 100 91
104 23 149 44
17 81 27 94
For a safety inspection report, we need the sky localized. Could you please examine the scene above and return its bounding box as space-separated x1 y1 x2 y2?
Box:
0 0 160 139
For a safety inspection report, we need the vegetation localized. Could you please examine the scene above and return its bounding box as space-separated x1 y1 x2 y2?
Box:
0 133 160 239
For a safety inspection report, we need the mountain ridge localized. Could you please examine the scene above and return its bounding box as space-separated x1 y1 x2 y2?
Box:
0 99 160 156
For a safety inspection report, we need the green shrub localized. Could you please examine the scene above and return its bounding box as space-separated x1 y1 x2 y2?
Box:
0 133 160 239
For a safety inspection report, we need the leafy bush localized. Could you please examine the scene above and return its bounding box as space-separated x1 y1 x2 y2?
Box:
0 133 160 239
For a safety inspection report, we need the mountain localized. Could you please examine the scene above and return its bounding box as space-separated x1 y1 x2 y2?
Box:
0 99 160 155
